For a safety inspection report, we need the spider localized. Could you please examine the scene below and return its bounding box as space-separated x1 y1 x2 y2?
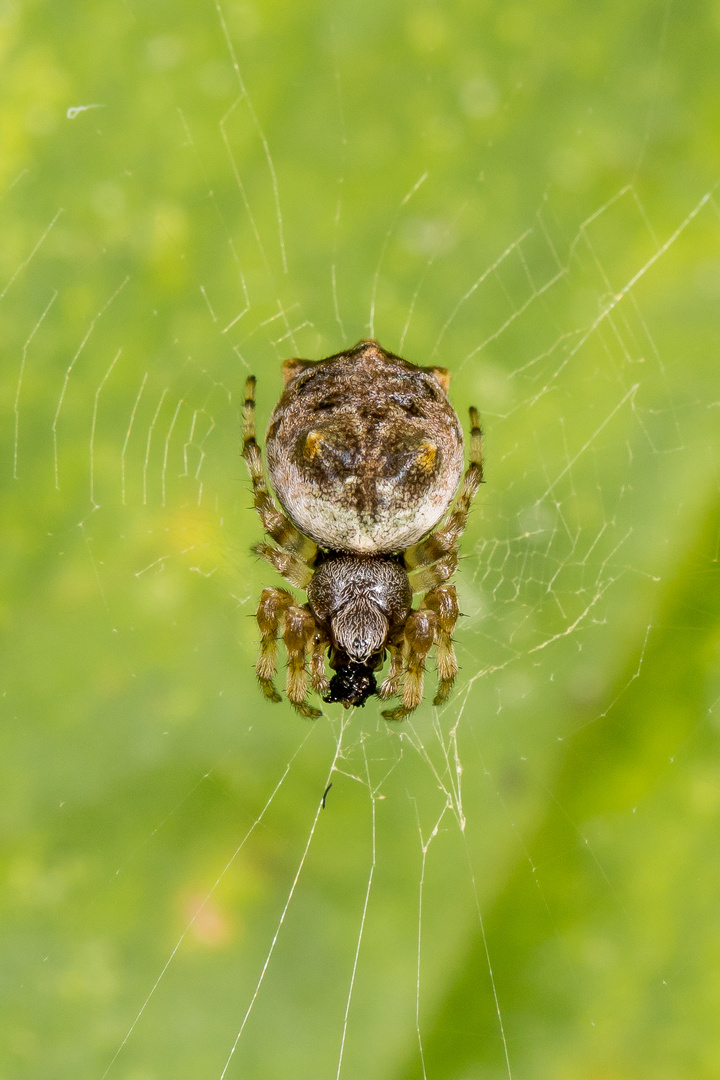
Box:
242 339 483 721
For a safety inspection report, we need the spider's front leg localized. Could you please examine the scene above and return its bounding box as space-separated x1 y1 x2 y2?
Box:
421 584 460 705
255 588 320 717
381 608 438 722
252 541 313 589
283 605 323 719
309 626 330 697
379 631 404 701
255 587 294 704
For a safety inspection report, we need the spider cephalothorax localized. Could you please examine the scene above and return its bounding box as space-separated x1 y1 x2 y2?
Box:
242 339 483 721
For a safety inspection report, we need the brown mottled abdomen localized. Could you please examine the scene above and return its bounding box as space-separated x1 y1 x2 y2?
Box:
266 340 464 553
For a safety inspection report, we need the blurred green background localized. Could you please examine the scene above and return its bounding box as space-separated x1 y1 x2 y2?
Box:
2 0 720 1077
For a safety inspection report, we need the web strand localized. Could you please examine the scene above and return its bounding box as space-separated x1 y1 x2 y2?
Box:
218 719 350 1079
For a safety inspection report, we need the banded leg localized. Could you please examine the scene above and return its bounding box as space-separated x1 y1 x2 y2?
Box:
408 549 458 594
253 542 313 589
243 376 316 561
255 587 295 703
404 407 483 571
379 634 404 700
283 605 322 719
381 608 437 722
309 627 330 696
421 584 460 705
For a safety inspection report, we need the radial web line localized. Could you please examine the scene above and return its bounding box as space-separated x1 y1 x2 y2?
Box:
335 742 377 1080
368 170 428 339
413 800 451 1080
415 840 429 1080
592 623 653 725
221 267 249 333
0 207 62 303
98 741 313 1080
535 383 639 504
403 715 515 1076
219 100 270 272
215 0 288 273
430 229 533 359
199 283 218 322
429 710 467 830
532 188 715 399
458 265 566 371
218 718 350 1079
399 205 466 352
542 785 630 920
175 105 254 334
329 50 348 340
462 839 513 1079
331 186 346 341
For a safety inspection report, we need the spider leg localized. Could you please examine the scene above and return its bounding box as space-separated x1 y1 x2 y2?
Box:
404 406 483 571
408 548 458 593
252 542 313 589
420 584 460 705
255 587 294 703
283 604 322 719
309 630 330 696
381 608 438 722
243 376 317 563
379 633 404 700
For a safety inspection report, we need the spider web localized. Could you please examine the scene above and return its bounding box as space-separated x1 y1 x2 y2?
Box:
3 1 720 1078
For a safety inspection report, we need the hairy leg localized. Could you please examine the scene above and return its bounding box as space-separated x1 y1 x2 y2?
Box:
255 587 295 703
283 605 322 719
408 548 458 593
253 541 313 589
309 625 330 696
420 584 460 705
381 608 437 722
379 634 404 701
404 406 483 571
243 376 316 561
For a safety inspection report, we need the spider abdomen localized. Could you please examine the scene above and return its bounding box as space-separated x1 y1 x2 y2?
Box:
266 340 464 553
